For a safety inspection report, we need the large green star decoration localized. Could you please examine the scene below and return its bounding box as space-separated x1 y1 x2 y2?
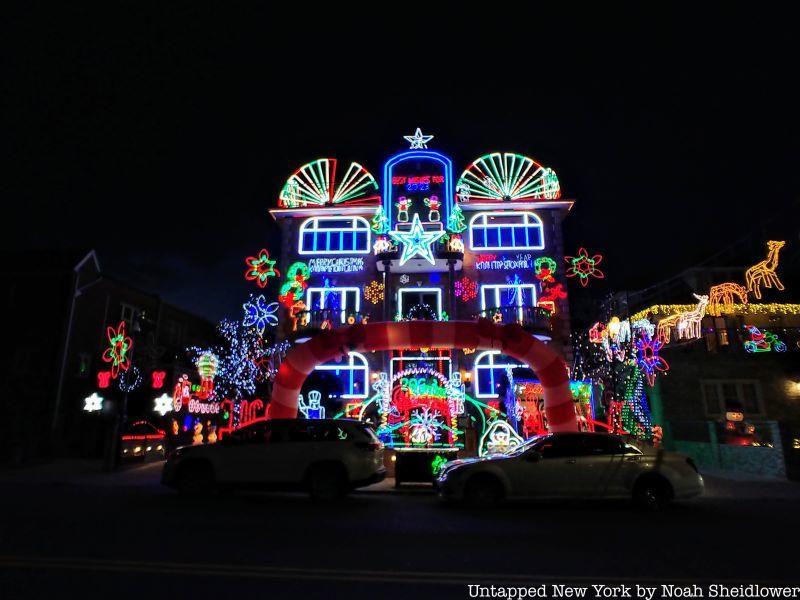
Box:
388 214 446 265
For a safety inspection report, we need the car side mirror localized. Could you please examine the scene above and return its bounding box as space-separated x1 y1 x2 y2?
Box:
525 451 542 462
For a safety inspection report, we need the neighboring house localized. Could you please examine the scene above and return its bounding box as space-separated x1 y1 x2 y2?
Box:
0 250 217 463
604 257 800 478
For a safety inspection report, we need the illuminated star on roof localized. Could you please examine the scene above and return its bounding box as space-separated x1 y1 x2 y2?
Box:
389 214 446 265
83 392 104 412
153 393 173 416
403 127 434 149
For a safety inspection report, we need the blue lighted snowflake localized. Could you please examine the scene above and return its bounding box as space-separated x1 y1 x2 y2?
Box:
243 295 279 336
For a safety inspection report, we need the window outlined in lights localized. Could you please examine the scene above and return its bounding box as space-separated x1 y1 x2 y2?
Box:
469 211 545 251
481 283 538 323
397 288 443 319
315 352 369 398
306 287 361 323
473 351 526 398
298 217 371 255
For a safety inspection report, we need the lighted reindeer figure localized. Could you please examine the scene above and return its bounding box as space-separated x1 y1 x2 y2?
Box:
745 240 786 300
656 294 709 343
707 282 748 316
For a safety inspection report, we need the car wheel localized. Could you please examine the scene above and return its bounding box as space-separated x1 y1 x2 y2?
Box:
175 462 215 497
464 475 504 507
308 464 348 502
633 478 671 511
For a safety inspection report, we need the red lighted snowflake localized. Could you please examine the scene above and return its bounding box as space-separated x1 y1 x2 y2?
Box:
454 276 478 302
565 248 604 287
245 249 280 288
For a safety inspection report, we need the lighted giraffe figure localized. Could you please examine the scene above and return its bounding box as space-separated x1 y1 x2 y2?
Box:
745 240 786 300
656 294 709 343
707 282 748 316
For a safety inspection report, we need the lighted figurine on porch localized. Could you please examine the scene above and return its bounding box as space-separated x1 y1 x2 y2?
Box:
396 196 411 222
424 195 441 222
192 421 204 445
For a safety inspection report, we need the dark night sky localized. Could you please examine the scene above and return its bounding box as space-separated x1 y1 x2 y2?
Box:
5 5 799 322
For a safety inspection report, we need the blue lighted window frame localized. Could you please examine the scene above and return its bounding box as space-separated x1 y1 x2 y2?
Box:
315 351 369 399
473 351 526 398
382 150 453 232
305 287 361 322
298 217 372 255
480 283 538 323
468 211 545 251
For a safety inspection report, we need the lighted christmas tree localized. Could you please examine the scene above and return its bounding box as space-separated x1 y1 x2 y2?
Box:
447 204 467 233
370 206 389 234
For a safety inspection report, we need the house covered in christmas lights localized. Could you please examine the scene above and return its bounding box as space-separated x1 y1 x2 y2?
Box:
266 130 585 454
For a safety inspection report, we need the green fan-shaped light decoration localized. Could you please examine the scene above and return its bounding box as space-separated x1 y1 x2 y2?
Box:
279 158 380 208
456 152 561 202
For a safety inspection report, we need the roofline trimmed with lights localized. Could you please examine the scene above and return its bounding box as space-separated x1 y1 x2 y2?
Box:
269 206 381 220
459 200 575 212
270 200 575 220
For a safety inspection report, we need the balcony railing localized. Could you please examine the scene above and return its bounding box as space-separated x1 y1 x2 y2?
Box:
473 305 553 332
294 309 371 334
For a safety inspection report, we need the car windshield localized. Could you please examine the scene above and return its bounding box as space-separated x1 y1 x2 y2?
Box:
508 434 551 456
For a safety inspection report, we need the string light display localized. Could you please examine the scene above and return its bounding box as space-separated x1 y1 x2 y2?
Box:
630 302 800 322
278 158 380 208
298 390 325 419
424 196 441 222
565 248 604 287
446 234 464 253
151 370 166 389
370 206 389 234
743 325 788 353
745 240 786 300
534 257 557 282
478 420 524 456
656 294 708 344
189 320 264 402
364 281 385 304
102 321 133 379
708 282 748 316
118 365 142 392
456 182 471 203
242 294 279 335
454 276 478 302
97 371 111 389
403 127 434 149
457 153 561 201
279 261 311 306
388 214 446 265
372 236 394 254
447 204 467 233
635 334 670 386
244 249 279 288
83 392 104 412
153 393 172 416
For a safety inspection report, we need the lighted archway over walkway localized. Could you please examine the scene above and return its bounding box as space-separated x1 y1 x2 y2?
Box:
268 319 578 432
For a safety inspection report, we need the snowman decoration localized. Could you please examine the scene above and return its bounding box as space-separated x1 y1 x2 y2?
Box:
424 195 441 222
396 196 412 222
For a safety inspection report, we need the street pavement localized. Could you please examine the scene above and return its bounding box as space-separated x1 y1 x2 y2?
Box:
1 460 798 599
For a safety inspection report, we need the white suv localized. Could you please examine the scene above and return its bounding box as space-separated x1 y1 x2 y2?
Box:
437 432 703 510
162 419 385 500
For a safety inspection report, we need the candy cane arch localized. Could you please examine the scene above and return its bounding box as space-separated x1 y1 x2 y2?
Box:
268 319 577 432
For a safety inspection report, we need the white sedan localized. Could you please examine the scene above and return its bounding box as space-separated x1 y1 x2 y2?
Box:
437 432 703 510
